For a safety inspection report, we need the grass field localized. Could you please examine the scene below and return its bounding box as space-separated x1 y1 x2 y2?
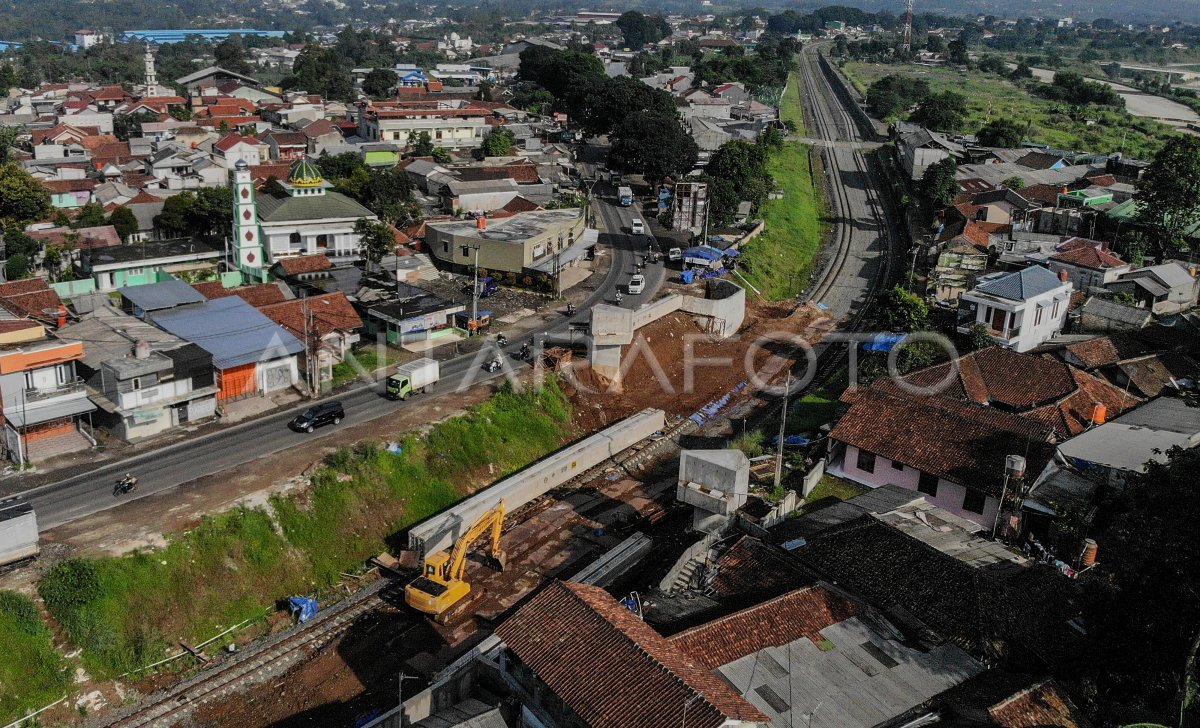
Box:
787 372 846 435
331 346 402 389
803 474 868 506
740 70 826 301
39 380 574 680
0 591 70 724
841 61 1178 159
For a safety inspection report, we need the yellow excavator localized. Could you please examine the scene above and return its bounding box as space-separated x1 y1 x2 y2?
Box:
405 500 507 621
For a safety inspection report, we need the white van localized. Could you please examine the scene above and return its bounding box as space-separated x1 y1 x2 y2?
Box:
630 219 645 235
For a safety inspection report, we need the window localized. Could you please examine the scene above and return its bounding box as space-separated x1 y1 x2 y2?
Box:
891 459 904 471
443 242 449 254
1034 306 1043 326
856 449 876 474
1052 299 1061 318
131 377 142 391
918 471 939 496
962 490 986 514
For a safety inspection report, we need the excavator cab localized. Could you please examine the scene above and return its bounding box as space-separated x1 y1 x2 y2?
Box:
405 501 507 621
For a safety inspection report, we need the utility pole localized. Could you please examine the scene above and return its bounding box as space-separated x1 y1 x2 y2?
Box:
396 670 419 727
462 244 481 337
773 370 792 493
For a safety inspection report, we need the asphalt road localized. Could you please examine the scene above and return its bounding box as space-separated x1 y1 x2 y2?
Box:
20 189 666 531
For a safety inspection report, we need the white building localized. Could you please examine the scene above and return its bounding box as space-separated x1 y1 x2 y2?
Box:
231 158 378 281
957 266 1072 352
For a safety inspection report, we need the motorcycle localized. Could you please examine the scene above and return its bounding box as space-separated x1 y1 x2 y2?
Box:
113 474 138 497
614 292 623 305
566 303 576 316
484 357 502 373
496 333 508 347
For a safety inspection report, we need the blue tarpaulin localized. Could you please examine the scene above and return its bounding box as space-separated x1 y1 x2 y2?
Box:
863 333 906 352
681 270 696 284
289 596 318 623
772 435 812 446
683 245 723 261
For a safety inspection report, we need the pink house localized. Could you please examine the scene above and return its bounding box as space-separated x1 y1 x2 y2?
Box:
828 387 1056 529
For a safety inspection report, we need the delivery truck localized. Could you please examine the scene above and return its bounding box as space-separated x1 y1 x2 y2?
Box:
0 498 38 571
617 186 633 206
386 358 440 400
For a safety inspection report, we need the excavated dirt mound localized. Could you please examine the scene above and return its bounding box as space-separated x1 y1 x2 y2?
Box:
567 301 831 432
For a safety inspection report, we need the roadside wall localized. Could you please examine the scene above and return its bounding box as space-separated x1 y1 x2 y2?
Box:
817 53 883 141
407 407 667 556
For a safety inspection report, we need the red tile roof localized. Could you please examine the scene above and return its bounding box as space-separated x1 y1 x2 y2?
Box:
496 581 768 728
258 292 363 339
214 133 259 152
668 585 859 671
42 179 97 194
194 281 290 307
932 672 1091 727
1016 184 1063 206
274 255 333 276
498 195 541 214
0 278 65 324
1050 245 1126 270
831 387 1056 497
890 347 1138 438
28 225 121 250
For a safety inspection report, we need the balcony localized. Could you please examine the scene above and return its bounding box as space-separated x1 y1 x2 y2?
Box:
24 379 85 403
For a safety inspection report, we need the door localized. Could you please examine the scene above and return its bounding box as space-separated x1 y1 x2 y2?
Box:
990 307 1006 331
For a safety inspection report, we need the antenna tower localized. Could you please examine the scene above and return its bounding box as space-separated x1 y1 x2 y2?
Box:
902 0 914 53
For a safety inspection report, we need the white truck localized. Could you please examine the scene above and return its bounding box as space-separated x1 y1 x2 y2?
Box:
0 498 38 570
386 358 441 400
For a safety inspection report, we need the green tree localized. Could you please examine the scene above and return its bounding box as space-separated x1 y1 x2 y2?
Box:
920 157 958 208
169 105 193 121
1075 446 1200 725
1002 175 1026 190
409 131 435 157
609 111 698 180
877 285 930 332
431 147 452 164
287 46 353 101
965 322 993 351
189 186 233 237
1134 135 1200 259
977 118 1024 147
947 38 970 65
573 75 676 137
214 36 253 75
615 11 670 51
518 46 604 107
476 80 494 102
108 205 138 241
0 125 22 165
4 253 31 280
154 191 195 237
353 217 395 269
316 152 366 180
911 91 968 132
74 201 107 228
479 127 515 158
1010 61 1033 80
704 140 771 227
0 163 51 226
362 67 398 99
865 74 930 119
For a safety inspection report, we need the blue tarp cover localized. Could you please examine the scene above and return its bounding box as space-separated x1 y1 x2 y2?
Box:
863 333 906 352
683 245 723 261
289 596 318 623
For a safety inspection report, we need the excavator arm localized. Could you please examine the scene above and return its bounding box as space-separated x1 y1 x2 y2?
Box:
447 499 506 583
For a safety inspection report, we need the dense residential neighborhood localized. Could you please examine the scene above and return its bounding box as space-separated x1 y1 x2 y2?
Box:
0 4 1198 728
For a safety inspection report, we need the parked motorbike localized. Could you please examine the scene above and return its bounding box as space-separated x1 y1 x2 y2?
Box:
113 474 138 497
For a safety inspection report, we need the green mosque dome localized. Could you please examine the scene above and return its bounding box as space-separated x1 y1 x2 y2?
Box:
288 157 325 187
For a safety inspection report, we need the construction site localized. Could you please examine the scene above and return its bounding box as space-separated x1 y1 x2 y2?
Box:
73 292 834 728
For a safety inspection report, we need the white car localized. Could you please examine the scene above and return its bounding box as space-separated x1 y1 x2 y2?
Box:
627 274 646 295
630 219 645 235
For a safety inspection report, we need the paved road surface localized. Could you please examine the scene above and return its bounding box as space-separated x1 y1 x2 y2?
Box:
20 191 664 531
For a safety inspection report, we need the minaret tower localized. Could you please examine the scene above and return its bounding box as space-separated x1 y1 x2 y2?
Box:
231 160 267 282
143 44 159 96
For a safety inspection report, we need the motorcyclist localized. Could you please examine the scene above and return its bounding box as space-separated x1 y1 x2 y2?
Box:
566 303 576 316
496 333 508 347
615 291 623 304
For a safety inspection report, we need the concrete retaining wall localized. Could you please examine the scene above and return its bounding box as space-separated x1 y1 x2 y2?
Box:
407 407 667 556
570 532 652 587
680 280 746 338
818 53 883 142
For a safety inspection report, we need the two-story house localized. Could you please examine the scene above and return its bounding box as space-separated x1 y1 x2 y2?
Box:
213 133 264 167
58 307 220 440
957 265 1072 352
0 318 96 464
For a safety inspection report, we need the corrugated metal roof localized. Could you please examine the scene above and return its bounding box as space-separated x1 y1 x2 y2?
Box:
119 280 206 312
148 297 303 369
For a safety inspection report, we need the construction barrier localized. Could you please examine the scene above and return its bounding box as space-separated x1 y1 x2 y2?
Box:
406 408 667 557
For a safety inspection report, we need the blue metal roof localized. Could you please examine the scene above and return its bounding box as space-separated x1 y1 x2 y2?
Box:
119 280 207 312
119 29 286 44
149 296 303 369
975 265 1064 301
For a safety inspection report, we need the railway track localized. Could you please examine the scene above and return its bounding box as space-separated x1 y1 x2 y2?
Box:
104 580 399 728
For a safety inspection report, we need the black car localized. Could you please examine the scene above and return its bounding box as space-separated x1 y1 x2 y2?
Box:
290 401 345 433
